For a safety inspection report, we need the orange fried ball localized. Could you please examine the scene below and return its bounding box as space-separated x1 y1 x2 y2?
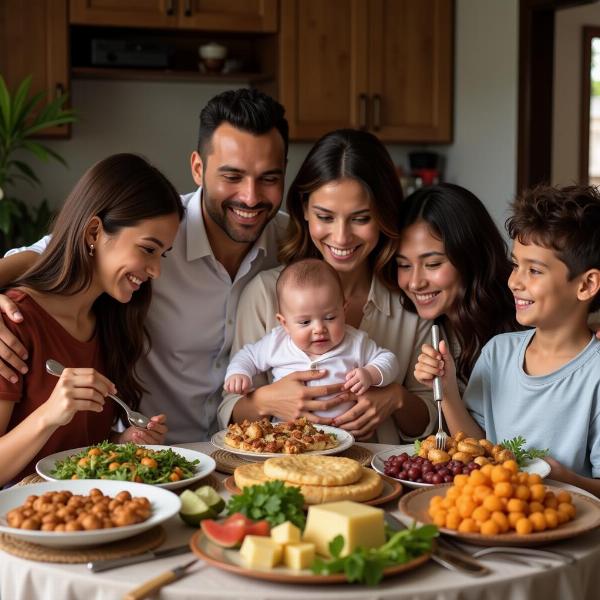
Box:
427 461 577 536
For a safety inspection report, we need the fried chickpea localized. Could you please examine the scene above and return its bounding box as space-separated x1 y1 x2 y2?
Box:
529 512 546 531
446 487 460 500
490 466 511 484
21 518 41 530
81 514 102 530
556 509 570 525
502 459 518 474
472 506 491 523
556 490 572 504
89 488 103 498
544 492 558 509
7 510 24 528
141 457 158 469
445 513 461 530
480 519 500 535
482 494 503 512
473 485 493 503
54 524 66 531
41 523 56 531
66 521 84 531
88 448 102 456
528 501 545 514
529 484 546 502
480 464 494 478
490 511 510 533
493 482 513 498
528 473 542 486
508 511 526 528
458 518 479 533
169 472 181 482
457 497 477 518
544 508 559 529
430 496 444 508
469 470 489 487
453 474 469 488
515 517 533 535
515 485 531 501
558 502 576 520
506 498 527 513
116 491 132 503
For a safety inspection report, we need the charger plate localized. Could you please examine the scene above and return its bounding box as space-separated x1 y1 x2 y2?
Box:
190 530 430 584
398 483 600 547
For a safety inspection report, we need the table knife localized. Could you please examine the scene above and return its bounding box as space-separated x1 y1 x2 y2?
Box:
384 513 489 577
87 544 190 573
124 559 197 600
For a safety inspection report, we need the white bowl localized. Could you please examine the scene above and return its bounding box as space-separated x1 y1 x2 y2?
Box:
36 445 216 490
0 480 180 548
198 43 227 59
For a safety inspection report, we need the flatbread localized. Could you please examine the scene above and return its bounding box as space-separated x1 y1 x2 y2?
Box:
233 464 383 505
263 456 363 486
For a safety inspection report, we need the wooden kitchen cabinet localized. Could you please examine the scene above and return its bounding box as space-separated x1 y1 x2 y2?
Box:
70 0 278 32
279 0 453 142
0 0 70 138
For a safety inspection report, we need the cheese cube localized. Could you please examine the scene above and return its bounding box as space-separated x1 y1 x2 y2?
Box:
284 542 315 570
239 535 283 568
271 521 301 545
302 501 385 557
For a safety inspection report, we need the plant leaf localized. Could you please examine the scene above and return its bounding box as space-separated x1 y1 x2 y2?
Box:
0 76 11 134
12 160 40 185
328 535 344 558
9 76 32 131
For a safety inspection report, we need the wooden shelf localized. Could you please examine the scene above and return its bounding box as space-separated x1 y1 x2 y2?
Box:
71 66 273 84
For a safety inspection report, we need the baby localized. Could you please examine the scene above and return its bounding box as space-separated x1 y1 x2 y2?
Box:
224 258 399 418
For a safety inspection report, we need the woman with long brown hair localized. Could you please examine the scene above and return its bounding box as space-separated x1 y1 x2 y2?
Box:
395 183 519 387
0 153 184 485
219 129 435 442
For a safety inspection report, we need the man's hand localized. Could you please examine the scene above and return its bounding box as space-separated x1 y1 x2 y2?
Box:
332 383 403 440
0 294 29 382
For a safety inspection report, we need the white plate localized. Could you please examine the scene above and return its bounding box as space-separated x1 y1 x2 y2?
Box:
211 424 354 459
36 445 216 491
371 445 551 489
0 480 180 548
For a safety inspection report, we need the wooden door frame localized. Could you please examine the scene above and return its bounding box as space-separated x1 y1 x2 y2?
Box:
517 0 594 192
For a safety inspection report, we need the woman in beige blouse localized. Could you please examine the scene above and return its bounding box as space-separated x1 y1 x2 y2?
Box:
218 129 435 442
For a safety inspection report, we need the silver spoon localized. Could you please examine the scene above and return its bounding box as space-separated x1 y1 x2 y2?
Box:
45 359 151 428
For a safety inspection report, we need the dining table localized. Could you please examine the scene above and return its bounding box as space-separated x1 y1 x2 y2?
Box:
0 441 598 600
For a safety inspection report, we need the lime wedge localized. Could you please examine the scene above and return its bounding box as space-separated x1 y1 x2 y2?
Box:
194 485 225 514
179 490 216 526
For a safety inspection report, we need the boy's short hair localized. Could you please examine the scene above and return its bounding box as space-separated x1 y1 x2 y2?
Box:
506 184 600 312
197 88 288 159
276 259 344 310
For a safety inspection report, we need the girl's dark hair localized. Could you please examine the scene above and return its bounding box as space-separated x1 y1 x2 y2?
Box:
507 184 600 313
279 129 403 289
399 183 519 384
15 153 184 417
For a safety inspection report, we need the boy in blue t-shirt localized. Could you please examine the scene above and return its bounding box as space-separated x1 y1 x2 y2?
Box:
415 184 600 497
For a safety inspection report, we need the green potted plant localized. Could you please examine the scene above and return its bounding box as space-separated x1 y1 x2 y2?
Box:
0 75 76 253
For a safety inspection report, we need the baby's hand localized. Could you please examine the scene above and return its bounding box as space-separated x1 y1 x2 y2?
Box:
414 340 456 389
343 367 373 395
225 374 252 395
118 414 168 445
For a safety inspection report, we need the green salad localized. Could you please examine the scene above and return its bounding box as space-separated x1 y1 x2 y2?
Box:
50 441 200 485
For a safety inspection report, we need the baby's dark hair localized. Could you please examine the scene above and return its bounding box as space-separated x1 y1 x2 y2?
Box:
276 258 344 310
506 184 600 312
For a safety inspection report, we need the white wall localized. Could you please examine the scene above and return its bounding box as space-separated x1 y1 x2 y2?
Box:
13 0 520 236
443 0 519 230
552 2 600 186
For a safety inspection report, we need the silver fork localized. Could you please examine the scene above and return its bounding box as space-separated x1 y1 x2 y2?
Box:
431 325 447 451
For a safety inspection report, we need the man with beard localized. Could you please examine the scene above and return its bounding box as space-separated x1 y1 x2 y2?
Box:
0 89 332 442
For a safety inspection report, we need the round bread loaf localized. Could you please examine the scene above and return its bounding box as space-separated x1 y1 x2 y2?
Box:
263 455 363 486
233 464 383 504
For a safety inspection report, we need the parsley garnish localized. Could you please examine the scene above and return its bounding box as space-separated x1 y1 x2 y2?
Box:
226 480 306 530
311 524 437 585
501 436 549 467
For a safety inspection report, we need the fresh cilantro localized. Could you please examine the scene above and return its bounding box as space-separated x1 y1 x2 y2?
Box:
501 436 549 467
226 480 306 530
311 524 437 586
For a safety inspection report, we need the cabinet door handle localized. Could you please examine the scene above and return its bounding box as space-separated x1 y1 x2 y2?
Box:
373 94 381 131
55 83 65 98
358 93 368 130
166 0 174 16
184 0 191 16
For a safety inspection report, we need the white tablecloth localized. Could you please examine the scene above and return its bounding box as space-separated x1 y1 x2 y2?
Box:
0 442 598 600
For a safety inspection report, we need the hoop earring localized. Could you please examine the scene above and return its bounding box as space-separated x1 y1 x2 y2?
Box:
88 244 95 257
